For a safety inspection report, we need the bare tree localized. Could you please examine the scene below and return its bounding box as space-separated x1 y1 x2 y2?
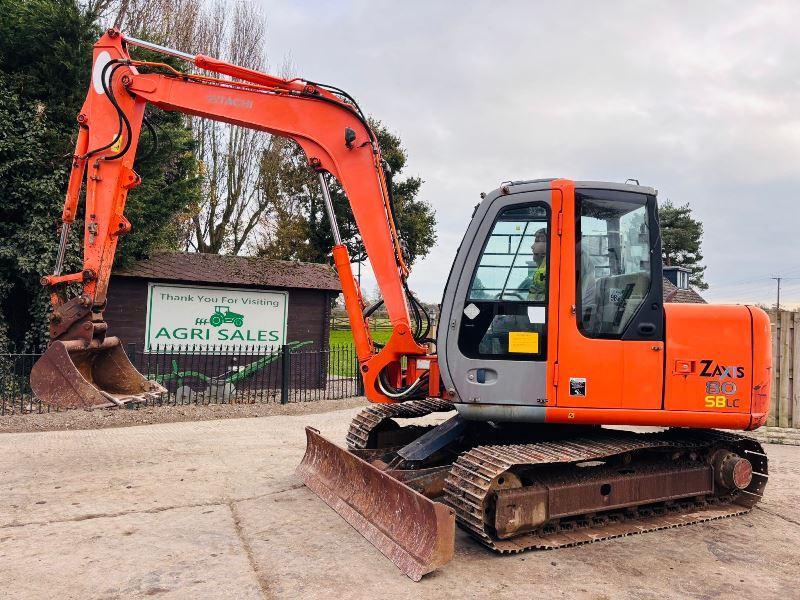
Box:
181 1 271 254
107 0 273 255
101 0 202 47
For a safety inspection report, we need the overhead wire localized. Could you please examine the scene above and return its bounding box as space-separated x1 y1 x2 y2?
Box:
707 265 800 292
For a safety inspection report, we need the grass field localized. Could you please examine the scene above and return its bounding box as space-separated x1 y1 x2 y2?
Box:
329 327 392 347
328 326 392 378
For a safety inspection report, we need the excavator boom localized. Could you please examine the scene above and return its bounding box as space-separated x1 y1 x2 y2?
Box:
32 29 432 409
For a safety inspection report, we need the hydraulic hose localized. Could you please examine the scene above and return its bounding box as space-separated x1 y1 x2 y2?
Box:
377 369 429 400
102 62 134 160
81 60 128 160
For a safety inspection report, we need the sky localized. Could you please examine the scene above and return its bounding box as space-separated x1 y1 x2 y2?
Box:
258 0 800 308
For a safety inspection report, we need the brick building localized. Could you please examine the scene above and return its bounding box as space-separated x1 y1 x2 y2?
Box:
662 266 706 304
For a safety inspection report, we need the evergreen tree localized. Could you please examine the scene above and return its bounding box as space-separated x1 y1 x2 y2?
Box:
0 0 200 350
658 200 707 290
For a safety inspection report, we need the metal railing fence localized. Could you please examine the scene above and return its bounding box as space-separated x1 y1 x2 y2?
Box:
0 343 363 416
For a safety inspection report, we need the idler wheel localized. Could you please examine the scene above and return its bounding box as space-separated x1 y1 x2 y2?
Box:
712 451 753 491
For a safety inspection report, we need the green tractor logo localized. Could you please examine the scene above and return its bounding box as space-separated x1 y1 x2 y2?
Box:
209 306 244 328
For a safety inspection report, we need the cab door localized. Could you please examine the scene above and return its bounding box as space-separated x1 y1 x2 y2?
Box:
555 184 664 410
438 186 560 408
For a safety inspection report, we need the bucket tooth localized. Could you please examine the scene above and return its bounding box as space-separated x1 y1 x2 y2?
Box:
30 337 165 410
99 390 125 407
296 427 455 581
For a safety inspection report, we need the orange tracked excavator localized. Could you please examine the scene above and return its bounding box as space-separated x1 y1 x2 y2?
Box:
33 30 771 581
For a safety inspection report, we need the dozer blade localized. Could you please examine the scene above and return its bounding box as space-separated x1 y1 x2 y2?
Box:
296 427 455 581
30 337 166 410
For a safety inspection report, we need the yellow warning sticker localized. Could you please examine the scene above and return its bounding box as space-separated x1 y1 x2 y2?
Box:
508 331 539 353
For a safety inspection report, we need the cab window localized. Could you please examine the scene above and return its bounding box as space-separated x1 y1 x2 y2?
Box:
459 204 549 360
577 194 651 337
468 206 549 302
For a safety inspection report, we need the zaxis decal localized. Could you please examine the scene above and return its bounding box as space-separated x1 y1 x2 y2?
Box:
699 360 744 379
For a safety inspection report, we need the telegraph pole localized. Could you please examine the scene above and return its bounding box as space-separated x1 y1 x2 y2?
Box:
771 276 782 313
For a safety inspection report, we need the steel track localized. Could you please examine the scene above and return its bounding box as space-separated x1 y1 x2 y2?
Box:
443 429 768 552
346 398 455 449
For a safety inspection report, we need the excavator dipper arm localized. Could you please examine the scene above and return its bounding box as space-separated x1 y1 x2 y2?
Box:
35 29 434 407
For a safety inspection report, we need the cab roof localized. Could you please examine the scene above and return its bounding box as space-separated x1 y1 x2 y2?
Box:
496 178 657 197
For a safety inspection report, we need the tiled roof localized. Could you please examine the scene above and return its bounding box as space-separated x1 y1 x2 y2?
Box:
114 251 342 292
662 277 706 303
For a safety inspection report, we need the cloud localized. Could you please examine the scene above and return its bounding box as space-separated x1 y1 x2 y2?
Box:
260 0 800 307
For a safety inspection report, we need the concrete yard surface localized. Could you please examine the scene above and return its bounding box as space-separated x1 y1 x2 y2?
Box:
1 405 798 600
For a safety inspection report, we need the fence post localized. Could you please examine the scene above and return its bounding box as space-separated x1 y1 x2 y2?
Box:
281 344 291 404
769 312 779 426
356 345 365 396
778 310 791 428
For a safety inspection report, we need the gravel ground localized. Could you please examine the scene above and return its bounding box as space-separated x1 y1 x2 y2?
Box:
1 407 797 599
0 397 366 434
4 397 798 449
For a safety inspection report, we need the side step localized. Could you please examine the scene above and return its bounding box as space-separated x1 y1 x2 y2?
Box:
296 427 455 581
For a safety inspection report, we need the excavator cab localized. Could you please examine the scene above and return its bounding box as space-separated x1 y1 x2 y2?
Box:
438 180 665 420
439 179 768 424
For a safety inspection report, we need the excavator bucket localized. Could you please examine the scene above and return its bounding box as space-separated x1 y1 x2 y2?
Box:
30 337 166 410
296 427 455 581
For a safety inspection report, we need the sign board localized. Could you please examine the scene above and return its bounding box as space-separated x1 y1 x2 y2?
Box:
145 283 288 351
